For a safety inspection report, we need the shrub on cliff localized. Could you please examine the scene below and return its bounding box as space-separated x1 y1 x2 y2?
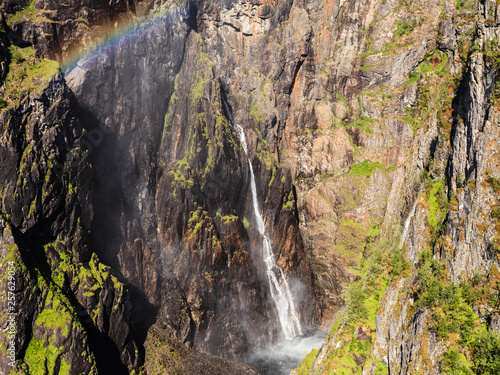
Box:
344 285 368 322
470 332 500 375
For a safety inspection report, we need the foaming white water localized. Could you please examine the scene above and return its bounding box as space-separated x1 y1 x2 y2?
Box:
228 112 302 339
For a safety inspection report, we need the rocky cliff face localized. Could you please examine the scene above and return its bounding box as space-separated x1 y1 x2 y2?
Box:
65 0 318 360
2 0 500 374
0 66 140 373
2 0 161 62
295 0 500 374
1 0 319 372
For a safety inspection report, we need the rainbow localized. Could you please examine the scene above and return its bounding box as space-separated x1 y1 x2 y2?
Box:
62 1 197 72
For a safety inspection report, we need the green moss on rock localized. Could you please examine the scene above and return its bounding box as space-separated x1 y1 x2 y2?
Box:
2 45 59 110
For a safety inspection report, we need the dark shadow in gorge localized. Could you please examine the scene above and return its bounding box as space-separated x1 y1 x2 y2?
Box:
70 95 158 350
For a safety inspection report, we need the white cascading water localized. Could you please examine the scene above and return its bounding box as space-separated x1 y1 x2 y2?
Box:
225 101 302 339
399 198 418 249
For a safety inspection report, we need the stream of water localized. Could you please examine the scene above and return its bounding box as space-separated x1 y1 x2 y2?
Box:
223 100 315 372
233 122 302 339
399 198 418 249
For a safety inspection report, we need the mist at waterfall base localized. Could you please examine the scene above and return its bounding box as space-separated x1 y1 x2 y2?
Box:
249 330 327 375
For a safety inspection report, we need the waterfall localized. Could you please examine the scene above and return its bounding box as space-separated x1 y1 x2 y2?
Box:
224 100 302 339
399 198 418 249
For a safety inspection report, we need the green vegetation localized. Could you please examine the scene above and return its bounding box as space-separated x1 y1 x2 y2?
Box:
346 159 392 177
191 72 208 102
409 50 449 84
295 34 492 373
394 19 420 37
456 0 475 12
168 159 193 196
265 169 277 203
144 329 183 374
1 45 59 110
482 37 500 104
487 174 500 194
484 37 500 69
15 248 106 374
28 196 37 217
337 219 370 265
441 348 473 375
387 249 411 277
77 16 89 24
77 16 91 31
249 101 265 125
470 331 500 374
313 248 390 374
282 191 294 210
344 285 368 321
190 36 214 104
457 25 476 62
59 358 71 374
414 249 448 308
67 182 76 196
293 349 319 375
404 49 458 134
256 145 276 170
366 13 422 56
253 128 276 171
349 114 374 133
25 338 71 375
187 209 208 242
43 239 125 328
6 0 51 25
35 290 72 337
413 251 500 374
216 212 238 224
162 35 244 198
424 177 448 237
490 175 500 256
243 217 250 229
491 207 500 221
457 173 466 188
185 209 222 254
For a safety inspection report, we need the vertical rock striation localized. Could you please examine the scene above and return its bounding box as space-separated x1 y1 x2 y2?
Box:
0 70 140 373
305 1 500 374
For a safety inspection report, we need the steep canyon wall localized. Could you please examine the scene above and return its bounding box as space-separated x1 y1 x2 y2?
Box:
1 0 500 374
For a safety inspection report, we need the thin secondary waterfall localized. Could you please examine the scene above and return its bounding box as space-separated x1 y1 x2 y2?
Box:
224 100 302 339
399 198 418 249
